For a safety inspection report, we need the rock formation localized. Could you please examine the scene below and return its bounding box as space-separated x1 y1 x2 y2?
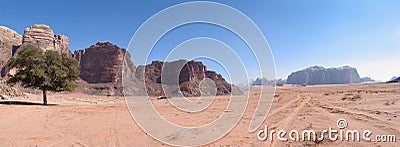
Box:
138 60 242 97
0 80 25 98
0 26 22 77
74 42 134 84
287 66 361 85
20 24 71 57
73 42 142 96
1 24 72 77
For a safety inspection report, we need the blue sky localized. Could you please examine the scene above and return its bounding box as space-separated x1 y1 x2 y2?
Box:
1 0 399 82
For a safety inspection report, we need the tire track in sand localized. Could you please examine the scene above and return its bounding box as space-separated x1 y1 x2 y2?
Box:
270 94 312 146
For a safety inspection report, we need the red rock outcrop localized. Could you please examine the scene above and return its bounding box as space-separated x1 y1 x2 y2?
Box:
1 24 72 78
138 60 242 97
73 42 143 96
74 42 135 84
1 25 241 97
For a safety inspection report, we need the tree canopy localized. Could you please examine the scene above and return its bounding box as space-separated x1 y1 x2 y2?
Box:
7 45 80 105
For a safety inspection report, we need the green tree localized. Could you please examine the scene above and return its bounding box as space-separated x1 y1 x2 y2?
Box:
7 45 80 105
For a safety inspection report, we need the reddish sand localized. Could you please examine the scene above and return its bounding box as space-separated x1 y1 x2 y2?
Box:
1 83 399 146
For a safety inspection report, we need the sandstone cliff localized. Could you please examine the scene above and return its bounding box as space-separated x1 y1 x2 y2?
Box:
74 42 134 84
73 42 142 96
1 24 241 97
1 24 72 78
0 26 22 77
287 66 361 85
20 24 71 57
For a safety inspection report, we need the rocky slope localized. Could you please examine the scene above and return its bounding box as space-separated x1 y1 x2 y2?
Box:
0 26 22 77
0 80 25 99
287 66 361 85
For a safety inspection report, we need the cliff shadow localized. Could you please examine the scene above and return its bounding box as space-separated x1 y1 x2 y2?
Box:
0 101 58 106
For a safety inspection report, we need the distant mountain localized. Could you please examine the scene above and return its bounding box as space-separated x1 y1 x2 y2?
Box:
360 77 375 83
287 66 361 85
388 76 400 83
390 76 398 81
252 78 286 86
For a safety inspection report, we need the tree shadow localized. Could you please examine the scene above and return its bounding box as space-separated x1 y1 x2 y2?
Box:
0 101 58 106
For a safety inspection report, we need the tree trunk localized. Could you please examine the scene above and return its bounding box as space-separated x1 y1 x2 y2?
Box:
43 89 47 105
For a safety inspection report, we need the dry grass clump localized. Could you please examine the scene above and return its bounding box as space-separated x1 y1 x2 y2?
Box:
341 94 361 101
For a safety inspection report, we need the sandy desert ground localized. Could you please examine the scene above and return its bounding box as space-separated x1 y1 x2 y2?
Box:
1 83 400 146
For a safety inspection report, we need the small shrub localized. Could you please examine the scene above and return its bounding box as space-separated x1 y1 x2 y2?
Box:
341 94 361 101
352 94 361 100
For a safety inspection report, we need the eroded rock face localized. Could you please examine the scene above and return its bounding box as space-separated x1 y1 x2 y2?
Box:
74 42 135 84
73 42 144 96
139 60 242 97
2 24 72 78
0 26 22 77
287 66 361 85
20 24 72 57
